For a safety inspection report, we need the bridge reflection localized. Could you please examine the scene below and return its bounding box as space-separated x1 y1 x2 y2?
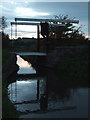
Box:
9 77 48 111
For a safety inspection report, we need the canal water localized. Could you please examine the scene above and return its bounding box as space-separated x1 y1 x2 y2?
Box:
8 55 88 118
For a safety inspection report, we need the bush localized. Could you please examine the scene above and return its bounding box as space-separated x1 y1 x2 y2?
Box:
2 32 10 49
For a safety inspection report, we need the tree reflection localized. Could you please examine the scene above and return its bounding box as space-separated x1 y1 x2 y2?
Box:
46 71 73 103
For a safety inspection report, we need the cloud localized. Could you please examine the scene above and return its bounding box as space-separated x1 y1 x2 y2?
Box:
6 25 37 38
17 25 37 32
2 0 89 2
5 23 38 39
17 32 37 38
15 7 50 17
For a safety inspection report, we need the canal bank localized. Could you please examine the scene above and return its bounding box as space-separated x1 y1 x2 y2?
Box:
2 51 20 118
19 45 88 87
2 45 88 118
20 45 88 88
21 45 88 67
21 45 88 76
7 55 88 119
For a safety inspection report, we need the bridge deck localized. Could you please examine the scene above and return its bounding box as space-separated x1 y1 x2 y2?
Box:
12 52 47 56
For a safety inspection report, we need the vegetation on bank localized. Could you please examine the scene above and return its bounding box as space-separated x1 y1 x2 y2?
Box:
54 51 88 87
2 50 10 65
2 32 19 118
2 75 19 118
2 50 19 118
10 37 88 53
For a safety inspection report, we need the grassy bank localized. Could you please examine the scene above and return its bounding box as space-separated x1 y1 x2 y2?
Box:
2 49 19 118
2 49 10 65
54 51 88 87
13 38 88 53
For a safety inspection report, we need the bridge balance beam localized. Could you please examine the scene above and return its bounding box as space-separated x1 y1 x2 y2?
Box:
15 18 79 24
11 22 66 27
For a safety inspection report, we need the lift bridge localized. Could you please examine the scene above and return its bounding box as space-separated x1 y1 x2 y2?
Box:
11 18 79 56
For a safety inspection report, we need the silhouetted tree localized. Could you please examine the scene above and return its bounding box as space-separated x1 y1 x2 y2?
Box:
49 15 85 40
0 16 10 49
2 32 10 49
0 16 7 32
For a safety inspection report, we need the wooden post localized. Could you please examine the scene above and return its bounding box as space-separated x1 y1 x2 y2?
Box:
37 25 40 52
46 23 49 54
11 24 12 40
15 81 17 104
15 19 17 39
46 33 50 54
11 83 12 101
40 22 49 53
37 80 39 100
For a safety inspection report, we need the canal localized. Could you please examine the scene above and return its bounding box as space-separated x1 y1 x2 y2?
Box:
8 55 88 118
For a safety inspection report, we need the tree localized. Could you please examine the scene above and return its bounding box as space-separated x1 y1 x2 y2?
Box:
0 16 10 49
0 16 7 32
2 32 10 49
49 15 85 40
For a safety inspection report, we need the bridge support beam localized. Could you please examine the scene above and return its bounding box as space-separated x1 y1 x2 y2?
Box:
37 80 39 100
37 25 40 52
11 24 12 40
46 33 50 54
15 19 17 39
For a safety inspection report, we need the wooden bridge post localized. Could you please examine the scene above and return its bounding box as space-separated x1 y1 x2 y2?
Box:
37 25 40 52
46 32 50 54
15 18 17 39
40 22 49 53
45 23 49 54
11 23 12 40
37 80 39 100
15 81 17 104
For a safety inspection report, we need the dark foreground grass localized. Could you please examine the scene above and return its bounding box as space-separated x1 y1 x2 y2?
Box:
2 75 19 118
54 51 88 87
2 49 19 118
2 49 10 65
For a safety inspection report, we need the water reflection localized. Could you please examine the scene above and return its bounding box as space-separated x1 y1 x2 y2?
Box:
17 55 31 68
8 56 88 117
8 77 88 116
8 80 38 103
8 78 48 112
